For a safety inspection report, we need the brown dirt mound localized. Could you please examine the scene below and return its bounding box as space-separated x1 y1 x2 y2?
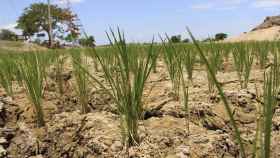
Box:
225 26 280 42
225 15 280 42
253 15 280 31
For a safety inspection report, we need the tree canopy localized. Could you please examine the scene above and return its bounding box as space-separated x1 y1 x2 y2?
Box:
16 3 80 47
0 29 17 41
182 38 190 43
215 33 228 41
79 36 96 47
170 35 181 43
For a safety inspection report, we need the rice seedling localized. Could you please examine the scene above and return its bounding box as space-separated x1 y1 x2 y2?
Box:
151 45 160 73
261 69 277 158
161 35 181 100
178 56 190 134
254 41 270 69
253 52 279 158
187 28 246 157
232 43 254 89
205 42 223 94
222 43 233 63
85 28 157 147
39 51 57 87
54 52 67 95
161 41 191 135
0 55 16 97
18 52 45 127
182 46 196 81
71 49 90 114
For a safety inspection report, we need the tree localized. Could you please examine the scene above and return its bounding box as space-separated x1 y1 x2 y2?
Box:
170 35 181 43
215 33 228 41
16 3 80 47
0 29 17 41
79 36 95 47
182 38 190 43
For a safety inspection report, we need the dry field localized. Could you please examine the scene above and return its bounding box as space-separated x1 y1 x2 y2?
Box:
0 36 280 158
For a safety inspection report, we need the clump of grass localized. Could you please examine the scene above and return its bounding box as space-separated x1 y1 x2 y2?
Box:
178 56 190 134
262 68 277 158
151 45 160 73
253 52 279 158
206 42 223 94
54 52 67 96
187 28 246 157
0 55 16 97
38 51 57 90
182 46 196 81
232 43 254 89
18 52 45 127
161 35 181 100
71 49 90 114
86 29 157 147
254 41 269 69
161 39 191 135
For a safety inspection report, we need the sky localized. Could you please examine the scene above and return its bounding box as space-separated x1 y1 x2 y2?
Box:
0 0 280 45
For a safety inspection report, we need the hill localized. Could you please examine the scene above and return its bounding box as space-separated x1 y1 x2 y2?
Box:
225 15 280 42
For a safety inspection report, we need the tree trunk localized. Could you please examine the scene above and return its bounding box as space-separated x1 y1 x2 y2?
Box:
46 30 52 48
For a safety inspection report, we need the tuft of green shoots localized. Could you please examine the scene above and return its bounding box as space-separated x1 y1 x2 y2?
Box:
151 45 160 73
18 52 45 127
182 46 196 81
178 56 190 134
54 52 67 96
256 51 279 158
232 43 254 89
85 28 157 147
254 41 269 69
161 35 181 100
0 55 17 97
206 42 223 94
187 28 246 158
71 49 91 114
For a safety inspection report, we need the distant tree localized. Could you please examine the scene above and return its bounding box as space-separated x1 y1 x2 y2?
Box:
170 35 181 43
215 33 228 41
16 3 80 47
79 36 95 47
0 29 17 41
182 38 190 43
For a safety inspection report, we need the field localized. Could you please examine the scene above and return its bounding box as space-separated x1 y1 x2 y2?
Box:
0 32 280 158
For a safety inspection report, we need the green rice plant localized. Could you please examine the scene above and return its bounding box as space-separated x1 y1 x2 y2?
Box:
157 41 191 132
0 55 16 97
261 70 277 158
222 43 233 63
232 43 254 89
71 49 90 114
182 46 196 81
92 53 100 72
151 45 160 73
253 52 279 158
54 52 67 96
187 28 246 157
254 41 269 69
85 29 157 147
18 52 45 127
178 57 190 134
37 51 56 87
88 47 116 74
161 35 181 100
3 53 25 87
206 42 223 94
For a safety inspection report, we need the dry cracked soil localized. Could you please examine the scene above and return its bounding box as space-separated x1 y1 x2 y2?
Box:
1 59 280 158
